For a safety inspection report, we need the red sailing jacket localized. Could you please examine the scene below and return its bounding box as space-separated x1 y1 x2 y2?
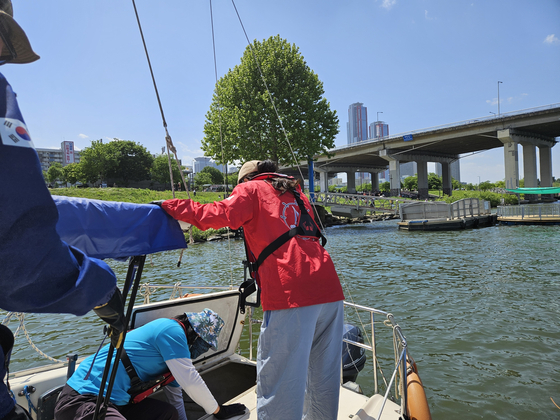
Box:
162 179 344 311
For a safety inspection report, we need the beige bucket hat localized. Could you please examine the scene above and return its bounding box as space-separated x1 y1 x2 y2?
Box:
0 0 39 64
237 160 260 183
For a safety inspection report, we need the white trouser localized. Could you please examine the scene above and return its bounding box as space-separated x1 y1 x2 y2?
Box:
256 300 344 420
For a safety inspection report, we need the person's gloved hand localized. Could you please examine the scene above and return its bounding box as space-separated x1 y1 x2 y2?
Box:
214 403 247 419
93 288 126 348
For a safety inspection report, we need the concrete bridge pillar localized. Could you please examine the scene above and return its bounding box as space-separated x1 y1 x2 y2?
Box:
539 145 553 187
499 128 556 192
380 150 400 196
522 143 538 188
370 172 379 192
417 161 429 200
319 171 329 192
441 162 453 196
346 171 356 193
498 129 520 190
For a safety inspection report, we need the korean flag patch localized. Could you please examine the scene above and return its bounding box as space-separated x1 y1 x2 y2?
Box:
0 117 35 149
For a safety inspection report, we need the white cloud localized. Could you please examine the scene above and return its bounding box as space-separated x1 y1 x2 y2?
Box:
485 93 529 108
424 10 435 20
78 133 88 139
544 34 560 45
381 0 396 10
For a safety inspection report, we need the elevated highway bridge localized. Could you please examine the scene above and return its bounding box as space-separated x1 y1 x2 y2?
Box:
283 104 560 199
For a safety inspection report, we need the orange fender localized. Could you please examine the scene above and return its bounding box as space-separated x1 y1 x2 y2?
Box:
180 293 203 299
406 361 432 420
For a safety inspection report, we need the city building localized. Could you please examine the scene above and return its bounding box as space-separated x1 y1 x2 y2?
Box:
369 121 389 139
193 157 238 174
400 162 417 179
36 141 80 173
347 103 368 145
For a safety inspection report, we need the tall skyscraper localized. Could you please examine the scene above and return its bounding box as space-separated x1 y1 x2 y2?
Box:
369 121 389 139
347 103 368 145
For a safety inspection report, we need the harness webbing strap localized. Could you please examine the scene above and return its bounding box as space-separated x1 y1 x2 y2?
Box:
253 189 326 271
120 348 144 391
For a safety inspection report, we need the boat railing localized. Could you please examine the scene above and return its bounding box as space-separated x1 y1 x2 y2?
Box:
139 283 233 304
497 203 560 219
341 301 408 419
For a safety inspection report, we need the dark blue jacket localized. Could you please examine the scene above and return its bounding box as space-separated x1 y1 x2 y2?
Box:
0 72 117 315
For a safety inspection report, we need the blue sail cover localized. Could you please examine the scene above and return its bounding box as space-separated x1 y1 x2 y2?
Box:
53 196 187 259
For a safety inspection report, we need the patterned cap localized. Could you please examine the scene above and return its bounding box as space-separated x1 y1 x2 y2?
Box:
184 308 225 349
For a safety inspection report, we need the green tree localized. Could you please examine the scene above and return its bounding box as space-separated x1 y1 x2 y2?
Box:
200 166 225 185
46 162 64 185
402 175 418 191
226 173 238 189
203 35 339 166
380 181 390 193
428 173 442 190
495 180 506 189
451 177 461 190
106 139 153 185
62 162 85 185
151 154 182 187
194 172 214 188
479 180 495 191
80 140 118 183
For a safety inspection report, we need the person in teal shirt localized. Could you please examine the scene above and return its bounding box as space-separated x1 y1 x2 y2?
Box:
54 309 246 420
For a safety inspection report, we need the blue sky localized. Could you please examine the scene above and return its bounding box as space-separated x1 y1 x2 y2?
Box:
3 0 559 184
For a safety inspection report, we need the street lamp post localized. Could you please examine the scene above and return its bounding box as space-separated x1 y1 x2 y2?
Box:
497 81 503 116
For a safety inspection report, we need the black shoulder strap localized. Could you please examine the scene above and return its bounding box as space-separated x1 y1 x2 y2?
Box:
120 348 143 391
254 190 326 270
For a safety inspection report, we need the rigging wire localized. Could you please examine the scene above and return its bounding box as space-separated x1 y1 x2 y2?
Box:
131 0 193 252
228 0 370 347
209 0 236 287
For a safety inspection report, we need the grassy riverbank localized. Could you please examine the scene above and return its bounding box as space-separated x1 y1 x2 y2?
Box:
50 188 231 242
50 186 520 240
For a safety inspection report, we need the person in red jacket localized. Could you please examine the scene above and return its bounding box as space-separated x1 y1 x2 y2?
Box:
159 160 344 420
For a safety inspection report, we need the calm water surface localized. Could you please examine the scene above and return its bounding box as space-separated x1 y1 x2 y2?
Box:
4 220 560 419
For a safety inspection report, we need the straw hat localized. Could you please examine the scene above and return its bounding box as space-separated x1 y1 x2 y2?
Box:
0 0 39 64
238 160 260 183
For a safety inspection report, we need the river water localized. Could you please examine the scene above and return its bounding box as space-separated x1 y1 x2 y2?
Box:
4 220 560 419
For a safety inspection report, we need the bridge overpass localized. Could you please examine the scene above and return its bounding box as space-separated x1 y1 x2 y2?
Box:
283 104 560 199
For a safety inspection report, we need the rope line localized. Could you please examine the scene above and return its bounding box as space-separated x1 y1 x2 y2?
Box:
2 313 65 364
131 0 193 247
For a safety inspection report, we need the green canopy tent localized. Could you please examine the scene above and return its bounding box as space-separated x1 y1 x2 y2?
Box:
506 187 560 194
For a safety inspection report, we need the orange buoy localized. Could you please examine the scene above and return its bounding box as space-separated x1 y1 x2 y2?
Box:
406 360 432 420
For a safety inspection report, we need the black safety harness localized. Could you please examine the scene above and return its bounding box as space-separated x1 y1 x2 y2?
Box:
238 174 327 313
119 319 191 404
